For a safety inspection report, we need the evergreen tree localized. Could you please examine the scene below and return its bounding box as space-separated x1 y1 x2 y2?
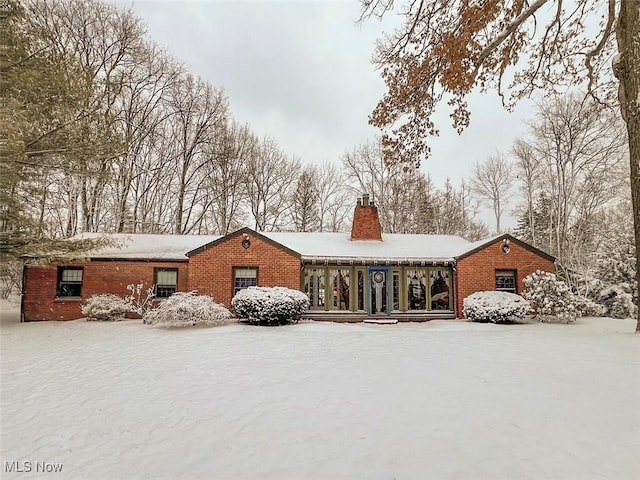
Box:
1 0 118 273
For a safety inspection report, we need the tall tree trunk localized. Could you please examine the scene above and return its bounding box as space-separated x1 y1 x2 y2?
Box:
616 0 640 332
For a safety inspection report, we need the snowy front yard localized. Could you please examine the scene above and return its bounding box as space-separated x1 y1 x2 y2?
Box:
1 300 638 479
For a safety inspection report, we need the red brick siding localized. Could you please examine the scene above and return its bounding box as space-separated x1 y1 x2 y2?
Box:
188 233 301 308
455 241 555 318
22 260 188 321
350 205 382 241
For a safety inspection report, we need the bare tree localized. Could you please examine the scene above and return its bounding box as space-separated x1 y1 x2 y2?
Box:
360 0 640 330
529 95 626 263
244 137 300 232
315 161 351 232
201 121 255 234
165 74 229 234
470 153 514 233
512 139 543 246
20 0 145 236
110 45 181 233
342 139 419 232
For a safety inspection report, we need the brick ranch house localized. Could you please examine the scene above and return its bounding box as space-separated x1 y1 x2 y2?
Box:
21 195 555 322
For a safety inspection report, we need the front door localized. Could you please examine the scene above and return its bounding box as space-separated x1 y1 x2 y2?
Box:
368 267 390 315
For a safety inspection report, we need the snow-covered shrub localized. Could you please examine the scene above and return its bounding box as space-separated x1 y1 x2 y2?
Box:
598 286 637 319
126 282 155 317
462 291 531 323
572 294 605 317
143 292 232 328
522 270 578 323
232 286 310 326
82 294 130 321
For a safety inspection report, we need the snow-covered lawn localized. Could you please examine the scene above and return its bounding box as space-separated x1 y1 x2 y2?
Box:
1 299 638 479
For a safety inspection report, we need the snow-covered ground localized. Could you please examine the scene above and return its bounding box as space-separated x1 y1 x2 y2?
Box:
1 298 638 479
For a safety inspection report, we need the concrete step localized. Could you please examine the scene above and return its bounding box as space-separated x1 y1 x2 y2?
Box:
363 318 399 324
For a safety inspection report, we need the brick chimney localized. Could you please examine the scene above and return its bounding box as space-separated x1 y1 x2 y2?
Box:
350 194 382 241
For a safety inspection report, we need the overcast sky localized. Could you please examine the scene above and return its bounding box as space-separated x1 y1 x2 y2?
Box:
109 0 537 228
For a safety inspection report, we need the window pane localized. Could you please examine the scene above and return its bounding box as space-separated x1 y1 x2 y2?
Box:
392 270 400 311
430 268 451 310
157 269 177 286
303 268 325 309
234 268 258 295
496 270 516 292
60 283 82 297
58 268 83 297
62 269 82 282
357 270 365 311
156 286 176 298
235 268 257 278
407 269 427 310
329 269 350 310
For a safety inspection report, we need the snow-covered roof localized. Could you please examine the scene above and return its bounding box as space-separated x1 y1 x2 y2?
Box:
261 231 472 262
63 230 548 263
69 233 221 260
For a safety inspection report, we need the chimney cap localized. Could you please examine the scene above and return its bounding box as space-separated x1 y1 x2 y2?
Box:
362 193 370 206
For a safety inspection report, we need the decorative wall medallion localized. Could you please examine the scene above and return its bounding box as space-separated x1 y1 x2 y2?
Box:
373 271 384 283
242 239 250 249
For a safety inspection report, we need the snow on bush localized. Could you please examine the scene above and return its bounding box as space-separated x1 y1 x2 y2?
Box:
462 291 530 323
523 270 579 323
232 286 310 326
82 294 131 321
573 294 605 317
126 282 156 316
598 286 637 319
143 292 232 328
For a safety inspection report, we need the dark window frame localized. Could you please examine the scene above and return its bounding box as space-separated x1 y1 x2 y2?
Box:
154 267 178 298
233 267 258 297
56 267 84 298
495 269 517 293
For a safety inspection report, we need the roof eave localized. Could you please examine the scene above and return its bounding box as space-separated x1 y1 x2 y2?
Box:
301 256 456 265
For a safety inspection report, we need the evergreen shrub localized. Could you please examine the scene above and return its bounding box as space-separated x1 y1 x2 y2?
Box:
463 291 531 323
232 286 310 326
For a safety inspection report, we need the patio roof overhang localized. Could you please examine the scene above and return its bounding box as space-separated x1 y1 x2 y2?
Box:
301 256 456 266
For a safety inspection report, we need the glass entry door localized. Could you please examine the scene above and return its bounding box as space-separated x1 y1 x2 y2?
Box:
368 267 390 315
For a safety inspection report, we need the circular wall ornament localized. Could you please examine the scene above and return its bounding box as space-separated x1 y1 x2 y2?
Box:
501 244 510 254
242 239 250 249
373 271 384 283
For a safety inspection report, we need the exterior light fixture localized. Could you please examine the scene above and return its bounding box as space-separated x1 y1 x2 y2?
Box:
501 238 511 254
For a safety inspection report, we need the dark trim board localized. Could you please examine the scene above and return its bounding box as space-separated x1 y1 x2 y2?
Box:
455 233 556 263
186 227 302 259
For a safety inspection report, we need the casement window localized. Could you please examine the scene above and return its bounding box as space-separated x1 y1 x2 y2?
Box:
496 270 517 293
155 268 178 298
233 267 258 295
392 269 401 311
303 267 325 310
429 268 451 310
329 268 350 310
57 267 83 298
406 268 428 310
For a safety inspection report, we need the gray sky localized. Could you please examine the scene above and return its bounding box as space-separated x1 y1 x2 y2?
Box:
110 0 536 228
